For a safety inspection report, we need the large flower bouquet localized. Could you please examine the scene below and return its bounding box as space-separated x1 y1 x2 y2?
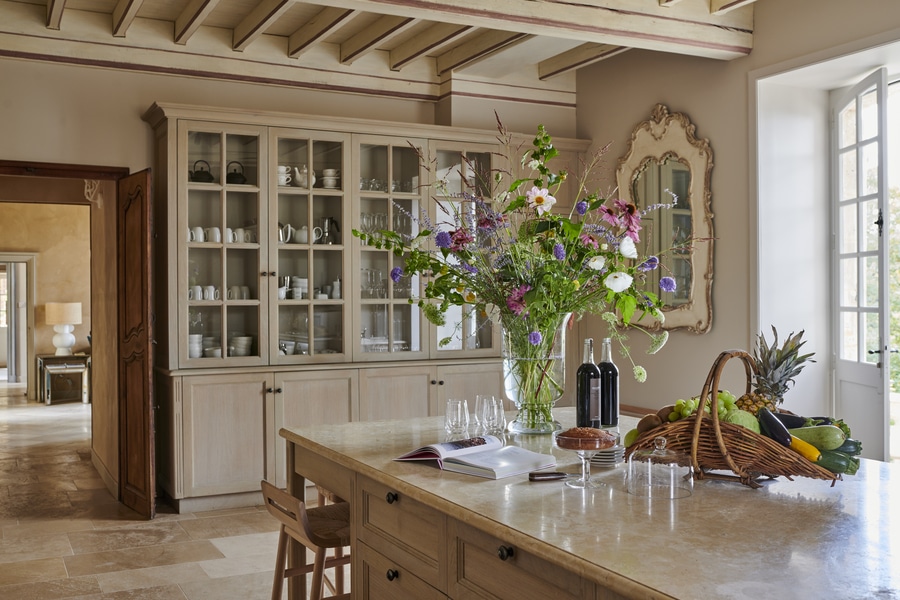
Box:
354 119 680 432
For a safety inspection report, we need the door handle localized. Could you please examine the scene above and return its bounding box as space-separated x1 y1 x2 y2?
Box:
867 349 899 354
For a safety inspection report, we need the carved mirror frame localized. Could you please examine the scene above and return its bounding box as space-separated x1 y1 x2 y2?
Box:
616 104 714 334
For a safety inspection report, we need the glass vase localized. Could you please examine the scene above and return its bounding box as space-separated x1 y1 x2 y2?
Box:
501 313 571 434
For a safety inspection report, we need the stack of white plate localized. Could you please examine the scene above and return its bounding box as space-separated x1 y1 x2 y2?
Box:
230 335 253 356
591 444 625 468
188 334 203 358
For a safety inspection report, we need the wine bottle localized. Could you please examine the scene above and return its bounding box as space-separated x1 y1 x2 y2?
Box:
599 337 619 428
576 338 602 428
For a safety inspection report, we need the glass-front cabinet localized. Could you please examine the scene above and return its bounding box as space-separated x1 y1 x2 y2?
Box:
180 122 268 367
428 141 498 356
269 128 351 364
352 135 428 361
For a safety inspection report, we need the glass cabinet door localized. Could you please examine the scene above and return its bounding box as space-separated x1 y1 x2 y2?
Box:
428 142 498 356
353 136 428 360
181 122 267 367
269 128 350 363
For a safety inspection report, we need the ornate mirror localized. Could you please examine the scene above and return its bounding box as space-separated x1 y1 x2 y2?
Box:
616 104 713 333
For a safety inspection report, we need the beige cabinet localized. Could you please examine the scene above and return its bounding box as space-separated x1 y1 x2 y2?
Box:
358 361 503 422
273 368 359 488
180 372 275 498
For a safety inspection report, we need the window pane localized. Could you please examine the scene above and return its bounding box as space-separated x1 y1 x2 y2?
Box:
841 311 859 361
839 103 856 147
860 88 878 140
863 255 879 307
864 312 880 365
861 141 879 195
862 199 879 251
840 257 858 306
840 149 857 200
840 203 857 253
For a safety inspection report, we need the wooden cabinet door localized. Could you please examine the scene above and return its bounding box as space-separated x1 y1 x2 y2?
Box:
181 372 274 496
358 365 436 421
274 368 358 487
435 361 504 408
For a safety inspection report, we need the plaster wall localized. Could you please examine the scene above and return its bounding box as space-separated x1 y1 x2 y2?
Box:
577 0 900 412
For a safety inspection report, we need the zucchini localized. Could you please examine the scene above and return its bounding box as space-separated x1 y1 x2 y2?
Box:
771 412 809 429
787 425 846 451
757 408 792 447
846 456 860 476
816 450 852 474
835 438 863 456
789 435 821 462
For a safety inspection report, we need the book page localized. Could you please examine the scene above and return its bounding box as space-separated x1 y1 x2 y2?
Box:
396 435 502 461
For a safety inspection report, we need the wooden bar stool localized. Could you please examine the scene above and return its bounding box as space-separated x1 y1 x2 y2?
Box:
261 480 351 600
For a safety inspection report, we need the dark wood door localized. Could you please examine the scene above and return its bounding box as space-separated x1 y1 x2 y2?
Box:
117 169 155 519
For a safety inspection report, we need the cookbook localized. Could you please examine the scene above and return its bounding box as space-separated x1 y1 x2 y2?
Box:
395 435 556 479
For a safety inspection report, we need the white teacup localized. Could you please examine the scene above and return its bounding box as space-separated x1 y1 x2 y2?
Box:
277 165 291 174
190 226 205 242
205 227 221 243
322 168 338 177
241 285 250 300
278 286 288 300
234 228 245 243
227 285 241 300
224 227 237 243
189 285 202 300
278 174 292 186
203 285 219 300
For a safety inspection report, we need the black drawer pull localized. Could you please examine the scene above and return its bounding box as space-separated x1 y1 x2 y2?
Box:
386 569 399 581
385 491 399 504
497 545 515 561
266 388 274 394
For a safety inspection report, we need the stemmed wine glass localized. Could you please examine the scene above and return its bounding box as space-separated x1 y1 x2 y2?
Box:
553 431 605 489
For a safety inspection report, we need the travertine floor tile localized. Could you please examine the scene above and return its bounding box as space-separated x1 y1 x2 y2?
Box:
65 541 225 577
95 563 210 594
0 574 101 599
0 556 68 586
179 570 277 600
0 530 73 564
178 511 279 541
68 521 193 554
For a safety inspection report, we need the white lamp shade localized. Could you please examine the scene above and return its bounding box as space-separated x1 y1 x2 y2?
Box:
46 302 83 326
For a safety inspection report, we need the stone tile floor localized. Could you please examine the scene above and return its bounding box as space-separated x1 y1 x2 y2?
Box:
0 383 296 599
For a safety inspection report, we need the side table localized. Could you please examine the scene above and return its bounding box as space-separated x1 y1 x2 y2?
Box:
37 354 91 405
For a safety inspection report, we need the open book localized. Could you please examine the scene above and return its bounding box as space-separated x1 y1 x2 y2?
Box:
395 435 556 479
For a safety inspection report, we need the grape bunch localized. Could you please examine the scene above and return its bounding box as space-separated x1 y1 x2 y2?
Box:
669 390 737 422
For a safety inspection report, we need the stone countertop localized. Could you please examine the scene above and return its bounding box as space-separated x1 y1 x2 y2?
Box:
281 408 900 600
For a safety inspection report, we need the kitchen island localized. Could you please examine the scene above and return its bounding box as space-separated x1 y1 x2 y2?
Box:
281 408 900 599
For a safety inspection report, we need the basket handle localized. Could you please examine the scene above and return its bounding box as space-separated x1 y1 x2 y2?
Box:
690 350 758 478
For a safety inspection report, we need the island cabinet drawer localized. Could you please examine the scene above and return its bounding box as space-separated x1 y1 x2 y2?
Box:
355 540 448 600
448 520 593 600
356 475 448 591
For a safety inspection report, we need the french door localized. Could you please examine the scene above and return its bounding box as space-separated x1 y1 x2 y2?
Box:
832 68 890 461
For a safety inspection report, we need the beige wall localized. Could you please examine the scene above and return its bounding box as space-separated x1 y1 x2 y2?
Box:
576 0 900 410
0 200 91 355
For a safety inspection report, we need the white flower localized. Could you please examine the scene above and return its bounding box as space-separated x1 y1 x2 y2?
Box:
633 365 647 383
604 271 633 293
587 256 607 271
525 186 556 216
648 331 669 355
619 237 638 259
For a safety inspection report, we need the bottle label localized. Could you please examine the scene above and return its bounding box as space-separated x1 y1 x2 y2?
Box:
590 380 601 425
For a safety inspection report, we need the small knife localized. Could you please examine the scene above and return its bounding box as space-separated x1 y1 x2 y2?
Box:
528 471 569 481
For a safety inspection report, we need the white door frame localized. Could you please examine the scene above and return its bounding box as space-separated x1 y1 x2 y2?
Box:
0 252 37 401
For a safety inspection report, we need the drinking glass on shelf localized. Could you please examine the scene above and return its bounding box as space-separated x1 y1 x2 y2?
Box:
482 397 507 435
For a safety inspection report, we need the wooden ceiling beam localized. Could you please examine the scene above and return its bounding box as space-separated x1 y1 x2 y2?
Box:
316 0 753 60
340 14 415 64
710 0 757 15
233 0 295 52
112 0 144 38
538 43 629 80
288 7 355 57
389 22 471 71
46 0 65 30
174 0 220 45
436 30 532 76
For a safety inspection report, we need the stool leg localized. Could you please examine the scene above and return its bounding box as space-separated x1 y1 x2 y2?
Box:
334 547 344 594
310 547 326 600
271 527 288 600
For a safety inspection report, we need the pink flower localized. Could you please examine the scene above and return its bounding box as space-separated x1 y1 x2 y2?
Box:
506 285 531 316
580 233 599 249
449 228 474 251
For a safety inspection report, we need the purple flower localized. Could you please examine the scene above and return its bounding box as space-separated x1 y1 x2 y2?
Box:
462 263 479 274
638 256 659 272
390 267 403 282
553 243 566 261
575 201 588 216
435 231 452 248
528 331 542 345
660 276 677 293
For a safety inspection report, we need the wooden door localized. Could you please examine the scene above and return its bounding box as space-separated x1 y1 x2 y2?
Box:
117 169 155 518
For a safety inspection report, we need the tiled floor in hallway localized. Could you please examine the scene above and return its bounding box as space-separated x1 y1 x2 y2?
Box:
0 383 289 600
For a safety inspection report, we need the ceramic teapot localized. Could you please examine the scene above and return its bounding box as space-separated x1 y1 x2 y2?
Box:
189 160 215 183
279 223 295 244
226 161 247 184
292 166 310 188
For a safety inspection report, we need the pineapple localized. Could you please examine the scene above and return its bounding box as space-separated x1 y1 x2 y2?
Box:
736 327 815 415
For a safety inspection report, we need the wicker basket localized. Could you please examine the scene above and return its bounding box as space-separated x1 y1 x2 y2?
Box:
625 350 838 488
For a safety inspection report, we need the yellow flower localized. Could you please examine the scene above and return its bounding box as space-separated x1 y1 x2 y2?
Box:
464 291 477 303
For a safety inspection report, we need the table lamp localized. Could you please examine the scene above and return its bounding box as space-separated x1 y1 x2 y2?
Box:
46 302 82 355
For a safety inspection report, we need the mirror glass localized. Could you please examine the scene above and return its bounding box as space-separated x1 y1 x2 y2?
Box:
616 105 713 333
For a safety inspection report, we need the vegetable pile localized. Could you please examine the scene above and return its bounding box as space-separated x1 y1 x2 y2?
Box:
624 391 862 476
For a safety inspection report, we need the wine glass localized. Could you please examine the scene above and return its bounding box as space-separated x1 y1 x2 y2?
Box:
553 431 605 489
